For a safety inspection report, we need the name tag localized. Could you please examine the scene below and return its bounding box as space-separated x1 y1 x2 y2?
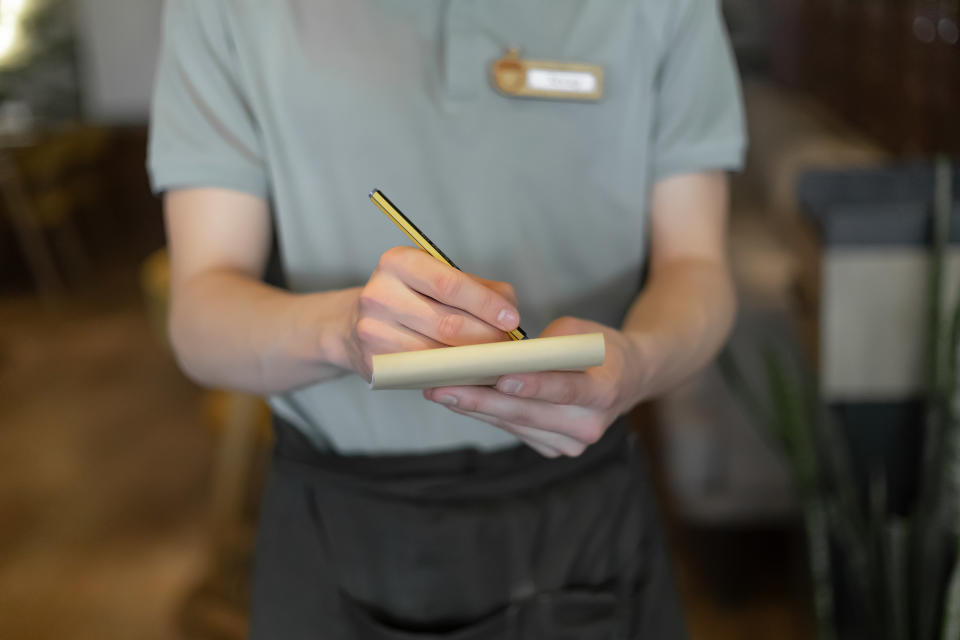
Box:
527 69 598 94
491 48 603 102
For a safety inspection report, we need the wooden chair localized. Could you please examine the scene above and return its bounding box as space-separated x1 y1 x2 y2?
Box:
0 125 109 302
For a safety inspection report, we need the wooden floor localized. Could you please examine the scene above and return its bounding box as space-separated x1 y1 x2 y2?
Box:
0 267 213 640
0 260 815 640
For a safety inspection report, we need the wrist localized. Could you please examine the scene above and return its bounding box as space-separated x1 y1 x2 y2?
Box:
298 287 362 374
620 329 667 405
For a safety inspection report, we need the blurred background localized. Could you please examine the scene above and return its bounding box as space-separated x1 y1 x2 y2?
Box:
0 0 958 639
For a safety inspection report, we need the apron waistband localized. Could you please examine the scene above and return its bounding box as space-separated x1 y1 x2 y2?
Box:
270 413 636 503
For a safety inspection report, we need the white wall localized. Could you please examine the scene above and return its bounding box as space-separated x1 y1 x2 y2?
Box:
73 0 164 124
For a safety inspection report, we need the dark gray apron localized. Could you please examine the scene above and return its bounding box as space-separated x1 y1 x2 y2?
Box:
249 416 686 640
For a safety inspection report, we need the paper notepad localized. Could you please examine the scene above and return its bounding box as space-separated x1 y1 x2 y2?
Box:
370 333 605 390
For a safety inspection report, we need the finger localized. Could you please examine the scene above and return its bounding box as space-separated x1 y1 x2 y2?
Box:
363 273 510 346
518 438 562 458
399 290 511 346
425 385 602 444
468 276 518 307
442 407 565 458
379 247 520 332
509 423 589 458
449 407 587 457
354 316 446 355
495 371 609 409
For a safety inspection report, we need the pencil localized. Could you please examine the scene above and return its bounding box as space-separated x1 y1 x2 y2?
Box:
369 189 527 341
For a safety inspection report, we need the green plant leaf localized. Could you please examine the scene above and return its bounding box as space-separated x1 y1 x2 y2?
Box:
885 519 910 640
805 499 838 640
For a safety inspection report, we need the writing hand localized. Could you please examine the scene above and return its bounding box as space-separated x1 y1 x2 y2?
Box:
344 246 520 380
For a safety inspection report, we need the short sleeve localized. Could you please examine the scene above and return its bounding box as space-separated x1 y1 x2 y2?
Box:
147 0 268 199
650 0 747 181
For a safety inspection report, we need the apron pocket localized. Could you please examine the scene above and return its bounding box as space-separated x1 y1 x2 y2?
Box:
307 460 642 625
342 587 626 640
341 594 519 640
530 588 623 639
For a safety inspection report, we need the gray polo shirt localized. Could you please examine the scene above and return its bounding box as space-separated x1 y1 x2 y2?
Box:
148 0 746 454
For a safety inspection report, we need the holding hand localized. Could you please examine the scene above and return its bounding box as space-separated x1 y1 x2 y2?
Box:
344 246 521 380
423 317 657 458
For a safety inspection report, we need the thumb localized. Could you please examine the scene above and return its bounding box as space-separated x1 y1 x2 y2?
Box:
539 316 602 338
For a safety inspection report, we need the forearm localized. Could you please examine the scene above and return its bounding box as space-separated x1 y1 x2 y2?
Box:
620 257 736 403
169 268 359 394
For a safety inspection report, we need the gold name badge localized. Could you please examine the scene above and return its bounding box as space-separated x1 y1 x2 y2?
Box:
491 48 604 102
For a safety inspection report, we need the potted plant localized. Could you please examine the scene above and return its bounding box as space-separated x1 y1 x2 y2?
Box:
721 157 960 640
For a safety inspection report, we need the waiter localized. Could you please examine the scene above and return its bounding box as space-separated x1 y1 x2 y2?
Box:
149 0 746 637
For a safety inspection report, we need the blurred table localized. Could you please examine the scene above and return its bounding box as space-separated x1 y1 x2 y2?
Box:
796 162 960 401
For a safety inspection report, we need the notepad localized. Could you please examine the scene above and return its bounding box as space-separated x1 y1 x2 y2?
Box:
370 333 605 390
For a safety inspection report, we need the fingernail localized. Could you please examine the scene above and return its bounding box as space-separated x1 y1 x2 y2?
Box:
500 379 523 394
436 394 458 407
497 309 518 329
